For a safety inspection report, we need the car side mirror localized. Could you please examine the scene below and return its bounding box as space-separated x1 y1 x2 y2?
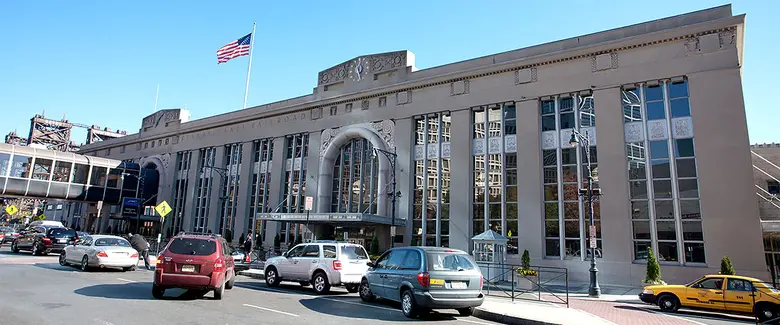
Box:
282 252 288 257
366 261 374 268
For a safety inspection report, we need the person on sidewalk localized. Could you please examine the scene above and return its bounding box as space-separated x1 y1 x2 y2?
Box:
243 231 253 263
128 232 151 270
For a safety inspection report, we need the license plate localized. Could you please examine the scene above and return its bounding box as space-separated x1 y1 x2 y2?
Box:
449 281 467 289
115 252 127 255
58 239 66 243
182 265 195 272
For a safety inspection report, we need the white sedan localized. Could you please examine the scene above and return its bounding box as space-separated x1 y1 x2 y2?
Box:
59 235 139 272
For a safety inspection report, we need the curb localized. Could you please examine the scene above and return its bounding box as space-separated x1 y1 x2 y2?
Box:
473 308 559 325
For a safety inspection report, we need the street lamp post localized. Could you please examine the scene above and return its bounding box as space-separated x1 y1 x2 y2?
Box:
371 147 398 248
569 129 603 298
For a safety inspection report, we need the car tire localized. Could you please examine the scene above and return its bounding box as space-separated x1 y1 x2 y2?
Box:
59 252 68 266
80 255 90 272
225 271 235 290
345 284 359 293
359 279 376 302
657 294 680 312
401 289 419 318
123 265 136 272
312 272 330 295
457 307 475 316
152 284 165 299
756 303 779 322
214 281 225 300
265 267 280 287
10 241 19 253
32 242 41 256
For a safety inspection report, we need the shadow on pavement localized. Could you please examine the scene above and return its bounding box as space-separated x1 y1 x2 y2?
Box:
234 281 350 297
74 282 207 301
299 295 462 322
614 305 755 324
33 263 128 273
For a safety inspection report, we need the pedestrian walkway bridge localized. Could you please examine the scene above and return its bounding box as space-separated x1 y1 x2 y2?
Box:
0 143 148 205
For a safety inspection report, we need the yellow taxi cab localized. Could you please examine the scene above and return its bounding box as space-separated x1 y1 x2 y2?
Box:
640 274 780 322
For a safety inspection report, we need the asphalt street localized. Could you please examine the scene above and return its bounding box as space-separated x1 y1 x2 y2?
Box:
0 246 501 325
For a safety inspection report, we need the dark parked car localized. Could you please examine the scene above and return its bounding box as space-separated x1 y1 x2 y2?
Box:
11 226 78 255
153 232 236 300
359 247 484 318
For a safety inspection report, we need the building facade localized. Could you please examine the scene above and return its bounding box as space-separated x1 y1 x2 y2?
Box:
73 5 767 285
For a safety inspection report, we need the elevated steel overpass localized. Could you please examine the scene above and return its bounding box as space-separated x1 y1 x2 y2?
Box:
0 143 152 205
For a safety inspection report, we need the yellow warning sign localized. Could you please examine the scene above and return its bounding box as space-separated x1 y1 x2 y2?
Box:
155 201 172 218
5 205 18 215
36 214 46 221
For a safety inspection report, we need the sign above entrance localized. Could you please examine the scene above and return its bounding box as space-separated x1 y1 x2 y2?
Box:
305 196 313 211
256 212 406 227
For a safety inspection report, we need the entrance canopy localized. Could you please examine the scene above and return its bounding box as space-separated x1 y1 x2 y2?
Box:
256 213 405 227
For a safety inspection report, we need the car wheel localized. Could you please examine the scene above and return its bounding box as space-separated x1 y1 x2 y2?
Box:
312 272 330 295
32 242 41 256
299 281 310 287
58 252 68 266
345 284 359 293
10 241 19 253
657 294 680 312
152 284 165 299
214 281 225 300
457 307 475 316
359 279 376 302
265 267 280 287
225 271 235 290
401 289 419 318
80 255 90 272
756 303 778 322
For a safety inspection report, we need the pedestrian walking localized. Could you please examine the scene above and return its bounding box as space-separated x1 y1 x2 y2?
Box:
243 231 253 263
128 232 151 270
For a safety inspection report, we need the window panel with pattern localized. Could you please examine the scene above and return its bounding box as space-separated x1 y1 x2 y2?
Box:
412 112 451 246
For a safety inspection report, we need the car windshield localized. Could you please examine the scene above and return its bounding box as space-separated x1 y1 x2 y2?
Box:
48 228 77 239
94 238 131 247
427 252 476 271
340 245 369 260
167 238 217 256
758 282 780 293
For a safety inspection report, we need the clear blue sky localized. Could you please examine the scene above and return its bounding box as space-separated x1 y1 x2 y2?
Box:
1 1 777 145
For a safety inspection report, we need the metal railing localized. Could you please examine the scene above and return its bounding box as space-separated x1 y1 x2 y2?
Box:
479 262 569 306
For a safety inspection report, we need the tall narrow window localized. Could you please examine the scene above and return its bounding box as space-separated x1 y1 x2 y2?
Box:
412 112 452 247
193 147 216 232
623 78 703 264
282 134 309 243
248 139 273 242
539 93 601 260
472 103 519 253
219 143 242 236
171 151 191 234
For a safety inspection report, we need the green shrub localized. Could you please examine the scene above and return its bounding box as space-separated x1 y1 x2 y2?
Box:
720 256 736 275
516 250 539 277
643 248 666 285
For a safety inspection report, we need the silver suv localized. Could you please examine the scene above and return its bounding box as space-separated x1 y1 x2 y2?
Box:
359 247 484 318
264 240 370 294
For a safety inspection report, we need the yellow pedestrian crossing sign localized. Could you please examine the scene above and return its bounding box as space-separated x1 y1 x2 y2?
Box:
36 214 46 221
5 205 18 215
155 201 172 218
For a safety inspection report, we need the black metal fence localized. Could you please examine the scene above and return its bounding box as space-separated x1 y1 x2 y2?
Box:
479 262 569 307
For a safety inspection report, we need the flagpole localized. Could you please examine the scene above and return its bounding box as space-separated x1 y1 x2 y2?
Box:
154 84 160 112
243 22 256 110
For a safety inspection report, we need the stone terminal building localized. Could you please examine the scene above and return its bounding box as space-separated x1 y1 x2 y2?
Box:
71 5 766 285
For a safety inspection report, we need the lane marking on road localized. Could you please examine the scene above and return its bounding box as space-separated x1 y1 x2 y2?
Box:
320 297 398 312
243 304 300 317
457 318 493 325
645 308 708 325
93 318 116 325
116 278 135 283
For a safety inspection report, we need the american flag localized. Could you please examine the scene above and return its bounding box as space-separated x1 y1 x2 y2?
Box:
217 33 252 64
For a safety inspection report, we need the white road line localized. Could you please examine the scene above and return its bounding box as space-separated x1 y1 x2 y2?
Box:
243 304 300 317
458 318 493 325
116 278 135 283
320 297 398 312
93 318 116 325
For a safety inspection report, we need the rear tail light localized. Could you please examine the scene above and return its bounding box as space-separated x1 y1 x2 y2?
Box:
480 275 484 288
333 260 342 271
130 253 138 258
156 255 165 265
417 272 430 287
214 259 225 272
41 237 51 243
12 233 18 236
96 251 108 258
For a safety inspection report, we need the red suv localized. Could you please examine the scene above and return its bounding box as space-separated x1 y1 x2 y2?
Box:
153 232 236 300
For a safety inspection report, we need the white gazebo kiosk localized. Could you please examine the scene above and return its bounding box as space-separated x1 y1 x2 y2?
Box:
472 230 509 282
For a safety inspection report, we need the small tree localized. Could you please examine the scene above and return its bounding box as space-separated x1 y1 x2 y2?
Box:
370 235 380 256
517 250 538 276
644 248 665 285
720 256 736 275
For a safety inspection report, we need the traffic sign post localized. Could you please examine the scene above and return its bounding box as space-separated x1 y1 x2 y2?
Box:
304 196 313 242
155 201 172 220
5 205 18 216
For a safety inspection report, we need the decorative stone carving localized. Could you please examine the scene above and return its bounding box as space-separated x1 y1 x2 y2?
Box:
559 129 573 149
318 62 350 85
371 119 396 151
285 158 293 171
647 120 669 140
414 145 425 160
488 137 502 154
160 153 171 169
451 80 470 95
318 51 407 85
719 27 737 47
541 131 558 150
345 103 353 113
441 142 451 158
472 139 486 155
592 53 618 72
427 143 438 159
671 117 694 139
515 68 537 84
311 107 323 120
685 37 700 53
361 100 369 110
396 91 411 105
504 135 517 153
368 52 406 72
142 109 181 130
624 122 645 143
320 128 340 158
379 96 388 107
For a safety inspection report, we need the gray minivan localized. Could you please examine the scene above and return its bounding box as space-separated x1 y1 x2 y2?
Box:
359 247 484 318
